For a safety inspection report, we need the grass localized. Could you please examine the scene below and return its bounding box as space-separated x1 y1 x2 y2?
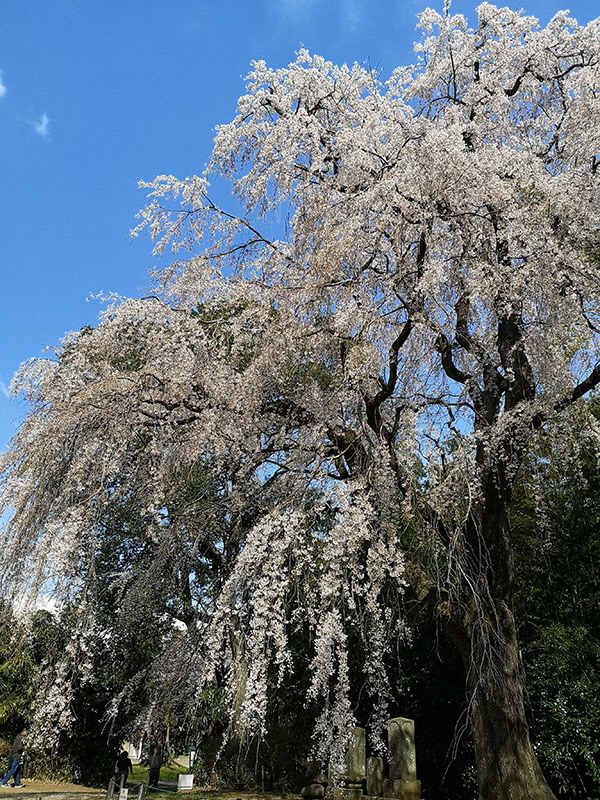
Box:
131 762 189 783
129 764 294 800
135 793 294 800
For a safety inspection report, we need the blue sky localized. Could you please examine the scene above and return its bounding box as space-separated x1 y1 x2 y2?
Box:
1 0 598 451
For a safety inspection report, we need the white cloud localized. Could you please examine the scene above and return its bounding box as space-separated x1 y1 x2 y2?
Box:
0 70 6 98
340 0 364 31
271 0 365 32
34 111 50 137
271 0 319 21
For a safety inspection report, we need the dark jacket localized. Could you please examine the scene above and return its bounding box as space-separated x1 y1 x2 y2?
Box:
116 753 132 773
9 735 24 760
148 752 162 769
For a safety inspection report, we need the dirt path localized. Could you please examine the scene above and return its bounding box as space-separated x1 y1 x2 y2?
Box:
0 782 295 800
0 779 103 799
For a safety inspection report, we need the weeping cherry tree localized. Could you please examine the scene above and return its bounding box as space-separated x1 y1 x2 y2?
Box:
2 5 600 799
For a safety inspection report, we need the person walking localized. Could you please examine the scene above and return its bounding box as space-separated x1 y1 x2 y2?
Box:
148 746 162 790
0 730 26 787
114 750 133 789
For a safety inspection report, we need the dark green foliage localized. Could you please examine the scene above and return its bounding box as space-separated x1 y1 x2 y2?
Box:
22 458 243 786
526 626 600 797
191 674 318 792
511 420 600 799
30 610 66 665
110 350 146 372
0 605 35 736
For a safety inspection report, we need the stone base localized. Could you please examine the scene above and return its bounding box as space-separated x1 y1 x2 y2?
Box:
383 779 421 800
333 788 363 800
301 785 325 799
177 775 194 792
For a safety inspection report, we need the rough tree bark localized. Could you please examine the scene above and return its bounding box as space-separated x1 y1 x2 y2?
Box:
467 606 555 800
445 502 557 800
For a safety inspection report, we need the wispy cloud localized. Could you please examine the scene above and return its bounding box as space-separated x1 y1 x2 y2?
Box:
272 0 320 22
34 112 50 138
0 70 7 98
271 0 365 33
340 0 364 31
280 0 319 9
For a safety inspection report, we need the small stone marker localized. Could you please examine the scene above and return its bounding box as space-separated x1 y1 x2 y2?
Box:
118 789 128 800
177 774 194 791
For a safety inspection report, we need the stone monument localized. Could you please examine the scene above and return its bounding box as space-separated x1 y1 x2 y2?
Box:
334 726 366 800
331 718 420 800
383 718 421 800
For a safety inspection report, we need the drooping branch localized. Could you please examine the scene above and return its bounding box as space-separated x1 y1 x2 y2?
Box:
365 318 413 433
364 232 427 435
435 331 470 385
532 362 600 429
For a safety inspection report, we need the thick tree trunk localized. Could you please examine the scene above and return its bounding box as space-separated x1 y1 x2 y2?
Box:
468 604 555 800
445 500 556 800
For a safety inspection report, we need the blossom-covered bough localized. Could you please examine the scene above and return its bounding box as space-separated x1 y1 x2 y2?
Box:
2 5 600 799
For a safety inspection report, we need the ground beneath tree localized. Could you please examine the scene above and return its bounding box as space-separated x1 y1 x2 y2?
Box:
0 783 294 800
0 780 103 800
